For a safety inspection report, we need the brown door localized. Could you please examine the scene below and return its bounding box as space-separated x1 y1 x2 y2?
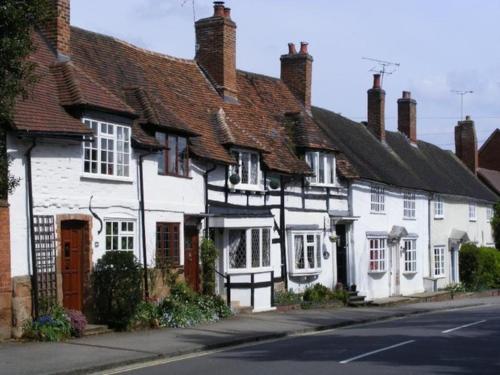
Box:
184 226 200 292
61 221 86 311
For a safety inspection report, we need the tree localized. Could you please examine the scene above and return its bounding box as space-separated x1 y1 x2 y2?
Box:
0 0 51 199
492 202 500 250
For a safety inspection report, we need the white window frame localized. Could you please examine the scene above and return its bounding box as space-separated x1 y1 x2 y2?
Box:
305 151 336 187
468 202 477 222
434 195 444 219
486 206 494 222
226 228 271 273
229 149 261 190
105 220 135 252
403 239 417 273
368 237 387 273
370 185 385 213
82 118 132 180
403 192 416 219
433 246 445 277
289 231 322 276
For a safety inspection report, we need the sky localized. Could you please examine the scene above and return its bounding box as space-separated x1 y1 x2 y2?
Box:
71 0 500 149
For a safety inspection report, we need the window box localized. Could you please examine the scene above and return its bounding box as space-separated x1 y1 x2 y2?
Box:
305 151 336 187
289 232 322 276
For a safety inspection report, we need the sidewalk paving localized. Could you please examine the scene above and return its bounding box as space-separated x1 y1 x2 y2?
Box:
2 296 500 375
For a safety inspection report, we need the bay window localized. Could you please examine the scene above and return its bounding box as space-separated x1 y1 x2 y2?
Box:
83 119 131 177
368 237 386 272
289 232 322 275
230 150 260 187
305 151 336 186
105 220 135 251
228 228 270 271
156 132 189 177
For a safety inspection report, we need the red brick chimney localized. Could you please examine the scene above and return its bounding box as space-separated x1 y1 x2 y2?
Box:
195 1 237 103
40 0 71 60
367 74 386 142
280 42 313 111
455 116 478 174
398 91 417 143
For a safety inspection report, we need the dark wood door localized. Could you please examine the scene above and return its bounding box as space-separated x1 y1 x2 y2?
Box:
184 226 200 292
335 224 348 287
61 221 85 311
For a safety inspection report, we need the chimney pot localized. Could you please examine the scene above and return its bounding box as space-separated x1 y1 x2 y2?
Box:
213 1 225 17
288 43 297 55
299 42 309 54
373 74 381 89
224 7 231 18
402 91 411 99
465 115 471 121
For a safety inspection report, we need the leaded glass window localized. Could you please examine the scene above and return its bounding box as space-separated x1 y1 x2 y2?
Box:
229 230 246 269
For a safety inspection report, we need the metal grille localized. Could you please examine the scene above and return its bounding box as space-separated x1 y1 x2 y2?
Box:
33 215 57 308
229 230 246 269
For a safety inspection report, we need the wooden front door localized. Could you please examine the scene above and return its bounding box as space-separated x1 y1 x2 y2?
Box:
61 221 86 311
335 224 348 287
184 226 200 292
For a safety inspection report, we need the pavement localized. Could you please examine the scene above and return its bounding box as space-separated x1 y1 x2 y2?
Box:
1 296 500 375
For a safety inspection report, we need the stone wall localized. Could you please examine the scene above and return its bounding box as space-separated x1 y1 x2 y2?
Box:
11 276 32 338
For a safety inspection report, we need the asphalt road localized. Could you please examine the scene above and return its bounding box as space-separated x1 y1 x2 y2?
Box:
105 304 500 375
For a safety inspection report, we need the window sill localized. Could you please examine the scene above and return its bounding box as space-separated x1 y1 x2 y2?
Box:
230 185 265 193
403 271 418 276
370 211 386 215
227 267 273 275
158 172 192 180
368 270 387 275
289 269 322 276
469 219 477 222
434 216 444 220
403 217 416 221
309 183 336 188
432 275 446 279
81 173 133 184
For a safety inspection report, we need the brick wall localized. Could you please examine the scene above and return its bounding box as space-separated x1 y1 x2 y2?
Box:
280 42 313 111
455 116 478 174
398 91 417 143
0 201 12 339
40 0 71 57
367 74 386 142
479 130 500 171
195 2 237 101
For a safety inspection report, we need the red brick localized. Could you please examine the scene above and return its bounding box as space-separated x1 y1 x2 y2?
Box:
455 116 478 174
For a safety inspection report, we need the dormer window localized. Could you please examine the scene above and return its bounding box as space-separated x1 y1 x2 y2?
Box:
230 149 260 188
305 151 336 186
83 119 131 178
155 132 189 177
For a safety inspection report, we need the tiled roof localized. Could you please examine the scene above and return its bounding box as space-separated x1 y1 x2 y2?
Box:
12 32 91 137
478 168 500 196
313 106 498 202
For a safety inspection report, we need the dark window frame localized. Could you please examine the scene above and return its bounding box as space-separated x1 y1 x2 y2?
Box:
155 132 190 178
156 222 181 267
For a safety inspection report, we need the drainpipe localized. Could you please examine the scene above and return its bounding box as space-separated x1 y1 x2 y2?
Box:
280 175 288 290
25 139 39 318
138 152 152 299
428 194 433 289
204 163 217 238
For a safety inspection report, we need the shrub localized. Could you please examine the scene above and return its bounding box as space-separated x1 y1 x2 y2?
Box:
274 289 302 306
92 251 143 330
132 300 161 329
66 309 88 337
201 238 217 295
303 284 333 303
460 243 500 290
24 305 71 342
492 202 500 250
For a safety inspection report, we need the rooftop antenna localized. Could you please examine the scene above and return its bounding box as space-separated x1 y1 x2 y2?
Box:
362 57 400 87
181 0 197 24
451 90 473 120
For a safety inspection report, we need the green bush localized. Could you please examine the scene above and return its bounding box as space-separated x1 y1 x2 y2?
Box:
303 284 333 303
132 300 161 329
23 305 71 342
459 243 500 290
201 238 217 295
274 289 302 306
491 202 500 250
92 251 143 330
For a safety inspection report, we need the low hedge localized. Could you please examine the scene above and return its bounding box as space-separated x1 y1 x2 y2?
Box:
459 243 500 290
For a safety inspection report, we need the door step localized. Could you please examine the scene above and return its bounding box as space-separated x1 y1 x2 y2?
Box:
83 324 113 337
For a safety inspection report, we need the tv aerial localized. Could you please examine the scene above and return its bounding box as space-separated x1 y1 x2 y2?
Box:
362 57 400 86
451 90 473 120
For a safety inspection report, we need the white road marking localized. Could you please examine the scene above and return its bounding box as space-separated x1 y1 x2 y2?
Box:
441 319 487 334
339 340 415 364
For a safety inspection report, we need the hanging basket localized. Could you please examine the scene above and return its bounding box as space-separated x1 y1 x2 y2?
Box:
269 178 280 190
229 173 241 185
